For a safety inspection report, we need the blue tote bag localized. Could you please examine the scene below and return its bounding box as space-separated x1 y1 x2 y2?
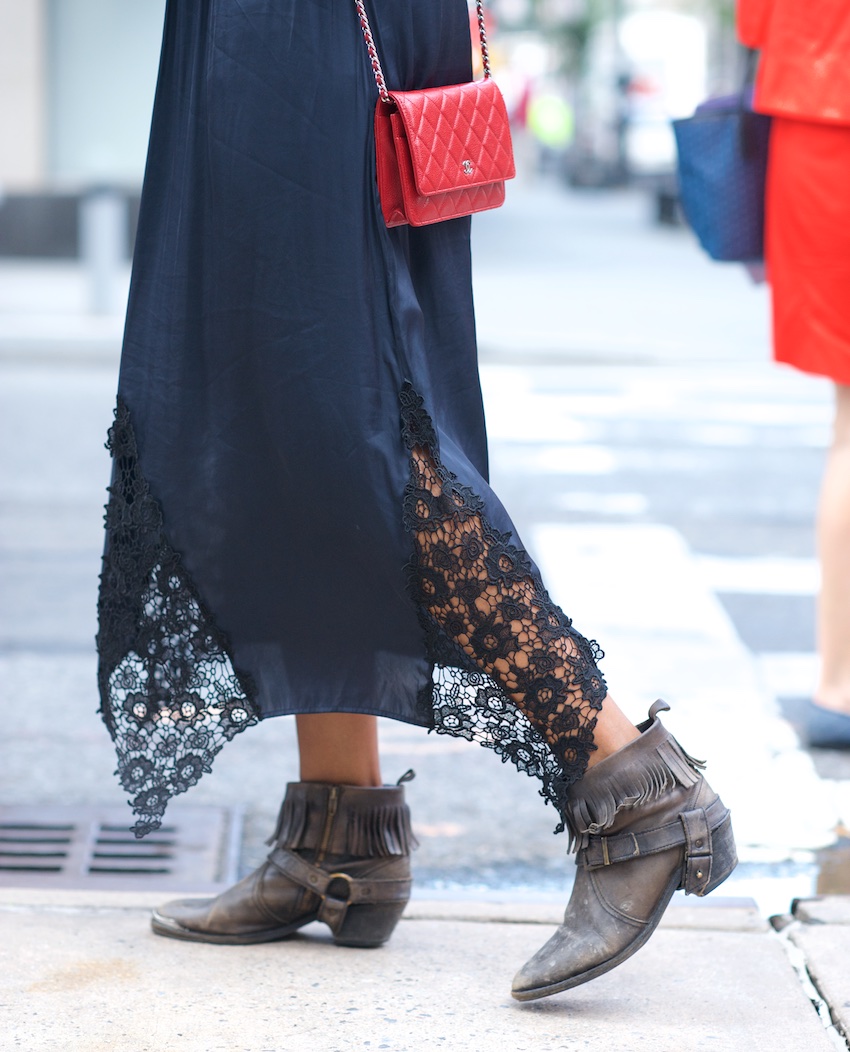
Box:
673 60 771 263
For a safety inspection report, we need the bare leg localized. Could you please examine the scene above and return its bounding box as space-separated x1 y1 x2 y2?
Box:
816 383 850 714
296 713 383 785
585 694 639 766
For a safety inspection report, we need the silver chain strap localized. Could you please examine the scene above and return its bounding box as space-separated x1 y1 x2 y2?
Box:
474 0 492 79
355 0 493 105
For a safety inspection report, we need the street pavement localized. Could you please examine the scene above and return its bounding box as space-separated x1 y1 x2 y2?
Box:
1 180 849 1048
2 890 844 1052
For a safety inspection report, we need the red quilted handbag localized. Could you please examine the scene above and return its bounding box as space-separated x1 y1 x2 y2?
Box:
355 0 516 228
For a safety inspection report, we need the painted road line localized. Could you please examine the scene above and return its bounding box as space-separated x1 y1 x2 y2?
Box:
697 556 819 597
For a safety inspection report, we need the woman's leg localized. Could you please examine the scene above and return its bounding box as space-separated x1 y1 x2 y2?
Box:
296 713 383 785
816 383 850 714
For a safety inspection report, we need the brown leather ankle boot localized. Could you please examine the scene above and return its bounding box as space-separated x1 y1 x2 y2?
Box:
511 701 737 1000
151 779 416 947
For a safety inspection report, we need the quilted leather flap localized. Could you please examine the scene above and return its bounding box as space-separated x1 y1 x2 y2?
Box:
389 78 516 198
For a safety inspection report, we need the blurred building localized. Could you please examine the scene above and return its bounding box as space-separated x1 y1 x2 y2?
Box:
0 0 165 256
487 0 738 216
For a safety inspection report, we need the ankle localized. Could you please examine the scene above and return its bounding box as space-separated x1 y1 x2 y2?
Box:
585 694 640 769
298 771 383 787
296 713 382 787
586 726 640 769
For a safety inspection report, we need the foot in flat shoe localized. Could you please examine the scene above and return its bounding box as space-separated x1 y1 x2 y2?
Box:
805 699 850 748
511 701 737 1001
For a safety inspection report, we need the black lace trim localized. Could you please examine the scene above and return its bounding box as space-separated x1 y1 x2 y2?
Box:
96 398 260 838
400 382 607 832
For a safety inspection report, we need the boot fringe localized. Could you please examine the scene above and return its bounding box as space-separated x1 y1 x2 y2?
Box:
348 805 419 858
269 794 418 857
267 788 308 848
565 738 702 853
659 736 705 782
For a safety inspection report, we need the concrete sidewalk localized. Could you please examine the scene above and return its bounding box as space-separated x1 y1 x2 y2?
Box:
2 890 845 1051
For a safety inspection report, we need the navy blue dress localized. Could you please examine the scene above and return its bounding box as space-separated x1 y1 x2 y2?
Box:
97 0 606 836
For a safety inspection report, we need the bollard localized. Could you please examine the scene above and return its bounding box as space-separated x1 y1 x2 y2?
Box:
79 186 128 315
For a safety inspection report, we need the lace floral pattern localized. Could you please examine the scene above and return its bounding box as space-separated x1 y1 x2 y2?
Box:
400 382 607 829
97 399 260 837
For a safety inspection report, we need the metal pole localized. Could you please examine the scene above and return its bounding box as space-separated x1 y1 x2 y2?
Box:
79 186 127 315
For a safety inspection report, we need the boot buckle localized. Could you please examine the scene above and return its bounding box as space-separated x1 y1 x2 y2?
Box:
317 871 355 933
599 832 640 866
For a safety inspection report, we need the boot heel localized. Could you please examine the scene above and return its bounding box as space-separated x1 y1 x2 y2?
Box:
333 902 407 948
699 812 737 897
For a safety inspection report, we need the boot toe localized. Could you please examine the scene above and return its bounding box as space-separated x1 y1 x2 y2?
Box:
511 918 635 1000
154 896 213 923
511 864 673 1000
511 930 572 999
151 897 217 939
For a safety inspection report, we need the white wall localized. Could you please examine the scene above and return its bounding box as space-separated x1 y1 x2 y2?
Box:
47 0 166 185
0 1 47 188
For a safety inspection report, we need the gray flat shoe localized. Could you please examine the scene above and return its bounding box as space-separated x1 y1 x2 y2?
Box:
805 699 850 748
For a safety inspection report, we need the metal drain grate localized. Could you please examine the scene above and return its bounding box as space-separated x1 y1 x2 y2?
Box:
0 804 242 891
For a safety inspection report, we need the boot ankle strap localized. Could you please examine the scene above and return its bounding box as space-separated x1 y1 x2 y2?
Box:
268 846 412 934
580 798 730 895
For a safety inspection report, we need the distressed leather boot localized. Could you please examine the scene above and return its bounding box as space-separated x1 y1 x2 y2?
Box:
512 701 737 1000
151 779 416 947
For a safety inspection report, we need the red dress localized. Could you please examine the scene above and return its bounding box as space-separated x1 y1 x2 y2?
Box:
738 0 850 384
